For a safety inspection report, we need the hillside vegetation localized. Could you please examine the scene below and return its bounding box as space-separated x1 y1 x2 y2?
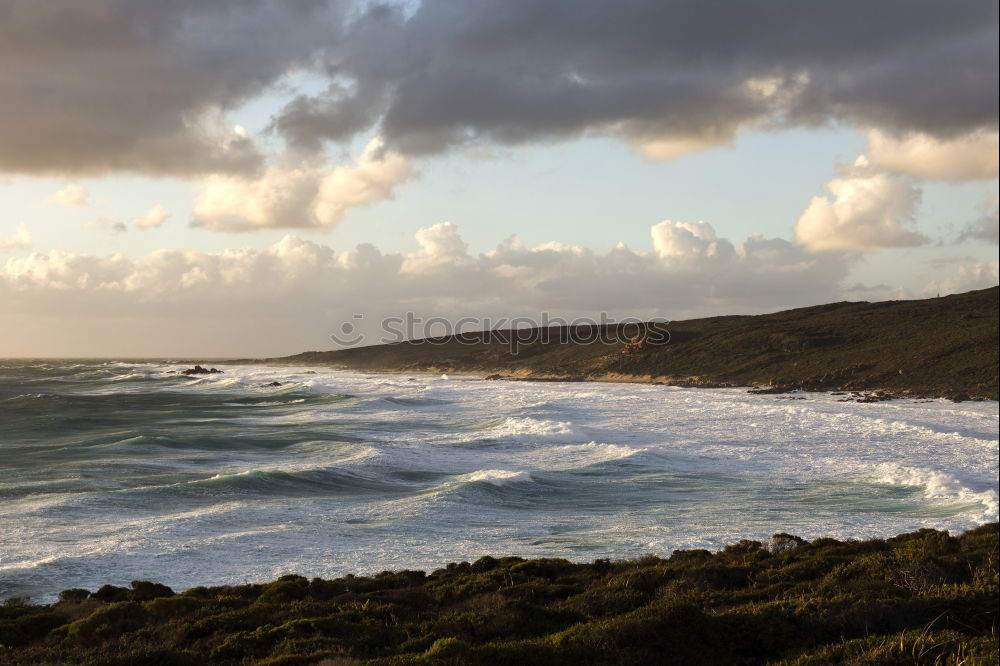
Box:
251 287 999 399
2 525 997 665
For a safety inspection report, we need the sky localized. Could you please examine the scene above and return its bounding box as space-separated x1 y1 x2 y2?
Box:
0 0 997 357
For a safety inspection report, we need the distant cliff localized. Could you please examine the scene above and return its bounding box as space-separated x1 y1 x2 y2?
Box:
242 287 999 400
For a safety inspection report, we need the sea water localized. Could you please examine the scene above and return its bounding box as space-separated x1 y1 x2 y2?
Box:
1 360 996 602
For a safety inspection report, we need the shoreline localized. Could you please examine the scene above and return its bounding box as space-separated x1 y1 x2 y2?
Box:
5 524 997 665
224 287 1000 402
223 361 1000 402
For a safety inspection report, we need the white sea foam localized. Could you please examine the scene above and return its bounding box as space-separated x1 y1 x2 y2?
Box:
222 398 307 407
874 463 999 522
491 416 581 441
459 469 532 485
1 362 996 603
552 441 644 460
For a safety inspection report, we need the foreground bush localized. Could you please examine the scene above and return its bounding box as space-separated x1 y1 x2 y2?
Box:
0 525 996 665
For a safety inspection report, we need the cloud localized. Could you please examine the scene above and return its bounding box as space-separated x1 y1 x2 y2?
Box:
0 0 341 176
275 0 998 159
84 216 127 234
0 225 31 250
925 261 999 296
192 165 326 231
50 183 90 208
794 157 926 252
958 199 999 245
2 1 995 177
651 220 735 261
0 220 858 355
313 139 413 225
865 129 999 180
134 204 171 230
401 222 471 274
192 138 411 231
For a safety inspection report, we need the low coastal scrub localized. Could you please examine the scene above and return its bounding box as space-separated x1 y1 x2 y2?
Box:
1 525 996 665
264 287 999 400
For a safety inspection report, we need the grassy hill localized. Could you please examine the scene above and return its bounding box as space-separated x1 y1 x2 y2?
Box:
2 525 996 665
248 287 999 400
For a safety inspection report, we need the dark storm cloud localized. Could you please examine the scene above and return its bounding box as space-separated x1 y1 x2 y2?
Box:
0 0 342 175
1 0 996 175
280 0 998 155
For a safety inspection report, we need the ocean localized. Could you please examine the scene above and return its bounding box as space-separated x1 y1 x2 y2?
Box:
1 360 997 603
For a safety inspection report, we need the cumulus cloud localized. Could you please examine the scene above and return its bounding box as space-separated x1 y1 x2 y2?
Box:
0 221 852 355
50 183 90 208
0 225 31 250
925 261 999 296
1 1 995 177
192 166 323 231
134 204 171 230
84 216 127 234
794 157 926 252
651 221 735 261
192 138 412 231
401 222 472 274
313 139 413 225
865 129 999 180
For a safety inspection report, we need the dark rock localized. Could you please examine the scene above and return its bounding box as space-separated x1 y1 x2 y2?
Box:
181 365 223 376
264 381 283 387
484 374 504 380
837 390 898 403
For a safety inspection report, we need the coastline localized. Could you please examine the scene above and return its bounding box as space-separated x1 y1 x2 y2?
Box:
226 287 1000 402
227 362 999 403
4 524 997 665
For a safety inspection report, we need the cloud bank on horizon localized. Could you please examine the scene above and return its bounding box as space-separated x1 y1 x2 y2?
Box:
0 0 997 355
2 221 996 356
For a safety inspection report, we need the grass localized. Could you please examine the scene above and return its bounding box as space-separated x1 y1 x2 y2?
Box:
1 524 996 665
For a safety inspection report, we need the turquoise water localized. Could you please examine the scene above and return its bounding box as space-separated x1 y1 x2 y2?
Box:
1 360 996 602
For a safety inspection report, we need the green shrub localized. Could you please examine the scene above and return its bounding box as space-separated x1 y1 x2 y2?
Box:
423 636 473 661
768 533 807 554
92 584 131 602
145 595 202 620
67 601 149 644
258 577 312 603
2 525 995 665
669 548 713 563
130 580 175 602
57 588 91 604
471 556 500 573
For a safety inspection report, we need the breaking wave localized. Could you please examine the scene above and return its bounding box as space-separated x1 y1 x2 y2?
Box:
0 360 995 603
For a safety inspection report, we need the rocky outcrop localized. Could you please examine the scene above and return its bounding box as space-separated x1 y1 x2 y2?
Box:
181 365 223 375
